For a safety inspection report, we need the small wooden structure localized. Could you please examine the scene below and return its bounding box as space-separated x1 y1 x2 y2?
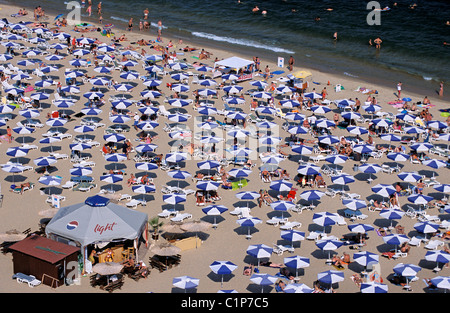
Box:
9 234 79 288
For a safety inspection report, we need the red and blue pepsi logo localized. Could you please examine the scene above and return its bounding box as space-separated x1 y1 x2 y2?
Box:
66 221 79 230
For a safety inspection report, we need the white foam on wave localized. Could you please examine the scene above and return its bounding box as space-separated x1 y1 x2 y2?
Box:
422 76 432 81
191 31 295 54
150 22 168 29
110 16 129 23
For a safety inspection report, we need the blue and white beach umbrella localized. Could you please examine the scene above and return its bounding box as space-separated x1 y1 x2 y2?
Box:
434 184 450 193
196 181 221 191
135 162 159 172
301 190 325 202
237 217 263 237
398 171 422 183
6 147 29 157
429 276 450 291
103 133 126 143
326 154 348 164
45 54 64 61
226 111 247 120
256 121 277 129
22 50 41 57
135 144 158 154
353 251 379 268
0 54 13 62
360 282 388 293
120 60 138 67
347 126 368 135
69 142 92 151
372 183 396 198
311 105 331 115
19 109 40 119
53 100 75 109
332 174 355 186
70 167 93 176
288 125 308 135
249 80 268 89
0 105 16 114
304 92 322 99
249 273 278 293
284 112 305 121
104 153 127 163
312 212 340 227
427 120 448 130
38 175 62 186
251 91 272 99
317 270 344 285
202 205 228 227
168 113 189 123
297 163 320 176
270 179 293 192
236 191 260 200
111 99 133 110
165 152 187 163
280 99 301 108
132 184 156 194
210 261 238 287
387 152 410 162
141 90 163 98
284 255 310 277
69 58 87 67
379 208 405 226
136 121 159 131
422 159 447 169
100 174 123 184
341 111 361 121
425 251 450 271
347 223 374 233
383 233 410 250
113 83 134 92
283 283 314 293
34 156 57 167
342 199 367 210
372 118 393 128
199 79 217 87
73 49 90 56
74 125 95 133
163 193 187 205
168 62 188 70
256 106 277 115
89 77 110 86
61 85 80 94
410 142 433 153
109 114 131 124
414 221 440 234
11 72 31 81
138 106 159 116
318 135 339 145
393 263 421 278
223 86 243 94
172 276 199 292
291 145 313 155
281 230 305 248
247 244 273 267
359 163 382 180
408 194 434 205
198 106 218 116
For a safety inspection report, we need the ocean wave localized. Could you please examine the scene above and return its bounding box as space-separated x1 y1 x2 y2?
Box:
110 16 129 23
422 76 432 81
150 22 168 29
191 32 295 54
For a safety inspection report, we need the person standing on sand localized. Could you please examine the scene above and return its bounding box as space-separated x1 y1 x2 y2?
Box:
97 2 102 16
157 20 163 37
439 81 444 97
397 82 402 99
288 56 295 71
128 18 133 31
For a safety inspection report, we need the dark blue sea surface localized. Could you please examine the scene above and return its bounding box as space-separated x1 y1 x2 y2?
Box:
3 0 450 97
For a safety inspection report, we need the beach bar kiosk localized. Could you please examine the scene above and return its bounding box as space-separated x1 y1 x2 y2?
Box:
45 195 148 270
9 234 80 288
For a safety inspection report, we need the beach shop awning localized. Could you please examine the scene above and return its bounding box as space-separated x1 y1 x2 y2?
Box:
214 56 254 70
45 195 148 247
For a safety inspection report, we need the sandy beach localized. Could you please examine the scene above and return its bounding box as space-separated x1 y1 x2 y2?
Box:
0 2 449 295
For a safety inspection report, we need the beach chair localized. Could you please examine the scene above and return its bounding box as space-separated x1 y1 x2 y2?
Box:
424 240 445 250
125 199 146 208
157 209 178 219
280 221 301 230
12 273 41 288
306 231 321 241
272 244 294 255
266 217 287 227
73 182 96 192
170 213 192 222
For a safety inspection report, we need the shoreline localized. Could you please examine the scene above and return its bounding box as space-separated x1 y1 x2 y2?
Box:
3 0 449 103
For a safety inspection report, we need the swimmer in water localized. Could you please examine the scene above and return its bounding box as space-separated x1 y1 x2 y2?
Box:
252 6 259 13
333 32 337 40
374 37 382 49
261 10 267 15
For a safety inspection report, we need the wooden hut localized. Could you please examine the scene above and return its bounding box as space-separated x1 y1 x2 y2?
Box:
9 234 80 288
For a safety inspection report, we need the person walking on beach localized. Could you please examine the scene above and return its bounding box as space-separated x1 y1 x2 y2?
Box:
288 56 295 71
397 82 402 99
86 0 92 17
6 126 12 143
97 2 102 16
439 81 444 97
128 18 133 31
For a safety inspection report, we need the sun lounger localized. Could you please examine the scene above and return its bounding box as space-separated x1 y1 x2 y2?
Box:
279 221 301 230
73 182 96 192
125 199 146 208
424 240 444 250
170 213 192 222
12 273 41 288
266 217 288 227
272 244 294 255
157 209 178 219
10 182 34 194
